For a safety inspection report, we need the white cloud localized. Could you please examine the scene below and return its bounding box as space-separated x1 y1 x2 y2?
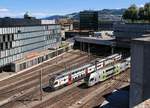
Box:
0 7 53 18
139 4 144 7
0 7 65 18
23 12 52 18
0 8 9 12
0 11 51 18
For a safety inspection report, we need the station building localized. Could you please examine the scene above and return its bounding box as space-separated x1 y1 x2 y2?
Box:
0 17 61 71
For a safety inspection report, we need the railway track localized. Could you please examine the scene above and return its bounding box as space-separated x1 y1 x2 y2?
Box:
27 69 130 108
0 50 97 107
0 50 82 87
0 55 89 98
0 53 86 93
78 70 130 108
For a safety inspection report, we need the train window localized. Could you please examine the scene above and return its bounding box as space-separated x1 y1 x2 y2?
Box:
54 81 58 85
106 67 115 72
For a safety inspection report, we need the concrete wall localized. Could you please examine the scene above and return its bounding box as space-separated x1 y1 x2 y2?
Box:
130 38 150 108
134 99 150 108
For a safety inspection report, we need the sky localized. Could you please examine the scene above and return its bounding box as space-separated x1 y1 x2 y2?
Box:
0 0 149 18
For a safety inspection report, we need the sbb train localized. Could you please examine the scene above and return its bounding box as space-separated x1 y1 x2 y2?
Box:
84 57 130 87
49 53 122 89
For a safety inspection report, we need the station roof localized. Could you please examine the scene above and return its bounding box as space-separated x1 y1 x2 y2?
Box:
74 36 116 46
132 35 150 45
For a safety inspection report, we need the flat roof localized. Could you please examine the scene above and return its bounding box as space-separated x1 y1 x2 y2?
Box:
66 30 91 32
13 49 54 64
74 36 116 46
132 35 150 45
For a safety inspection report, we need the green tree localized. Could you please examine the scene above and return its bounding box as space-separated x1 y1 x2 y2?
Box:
123 4 138 22
144 2 150 21
122 9 130 20
138 7 145 20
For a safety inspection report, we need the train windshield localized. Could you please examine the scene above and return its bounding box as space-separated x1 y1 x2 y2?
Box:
90 78 94 82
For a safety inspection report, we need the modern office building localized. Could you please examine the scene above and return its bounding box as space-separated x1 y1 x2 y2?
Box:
0 18 61 71
80 11 99 31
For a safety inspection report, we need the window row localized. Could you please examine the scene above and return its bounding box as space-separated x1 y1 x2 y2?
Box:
13 30 60 41
0 25 60 34
0 42 13 50
0 34 14 42
0 53 23 67
0 41 45 58
0 38 61 58
12 36 45 48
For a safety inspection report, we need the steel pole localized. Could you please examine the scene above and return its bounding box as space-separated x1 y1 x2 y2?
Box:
40 69 43 101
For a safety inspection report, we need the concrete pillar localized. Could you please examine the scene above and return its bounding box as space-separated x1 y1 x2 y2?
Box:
130 37 150 108
111 46 114 54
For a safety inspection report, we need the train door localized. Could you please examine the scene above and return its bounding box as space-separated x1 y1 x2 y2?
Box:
68 74 72 85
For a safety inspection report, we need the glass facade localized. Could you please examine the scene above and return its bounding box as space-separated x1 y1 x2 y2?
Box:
80 11 98 31
0 24 61 68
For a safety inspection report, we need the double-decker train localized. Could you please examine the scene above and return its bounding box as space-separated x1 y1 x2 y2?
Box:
49 53 122 89
84 57 130 87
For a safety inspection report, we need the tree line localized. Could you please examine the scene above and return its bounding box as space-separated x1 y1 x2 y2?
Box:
123 2 150 22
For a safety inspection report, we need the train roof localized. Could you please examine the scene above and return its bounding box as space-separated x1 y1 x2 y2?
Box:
55 63 91 79
125 57 131 62
107 53 120 59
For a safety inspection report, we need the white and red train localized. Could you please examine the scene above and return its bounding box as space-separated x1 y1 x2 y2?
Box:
49 53 122 89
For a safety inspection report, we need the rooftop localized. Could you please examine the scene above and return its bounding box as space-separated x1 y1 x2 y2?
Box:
132 35 150 45
74 36 115 46
0 17 58 27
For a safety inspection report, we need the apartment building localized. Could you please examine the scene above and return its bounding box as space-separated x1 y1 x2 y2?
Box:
0 18 61 70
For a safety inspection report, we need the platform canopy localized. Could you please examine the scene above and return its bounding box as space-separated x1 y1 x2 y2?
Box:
74 36 116 46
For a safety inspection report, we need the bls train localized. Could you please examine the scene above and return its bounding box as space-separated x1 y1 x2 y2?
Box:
49 53 122 89
84 57 130 87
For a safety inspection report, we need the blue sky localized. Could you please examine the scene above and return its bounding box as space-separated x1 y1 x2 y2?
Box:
0 0 149 18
